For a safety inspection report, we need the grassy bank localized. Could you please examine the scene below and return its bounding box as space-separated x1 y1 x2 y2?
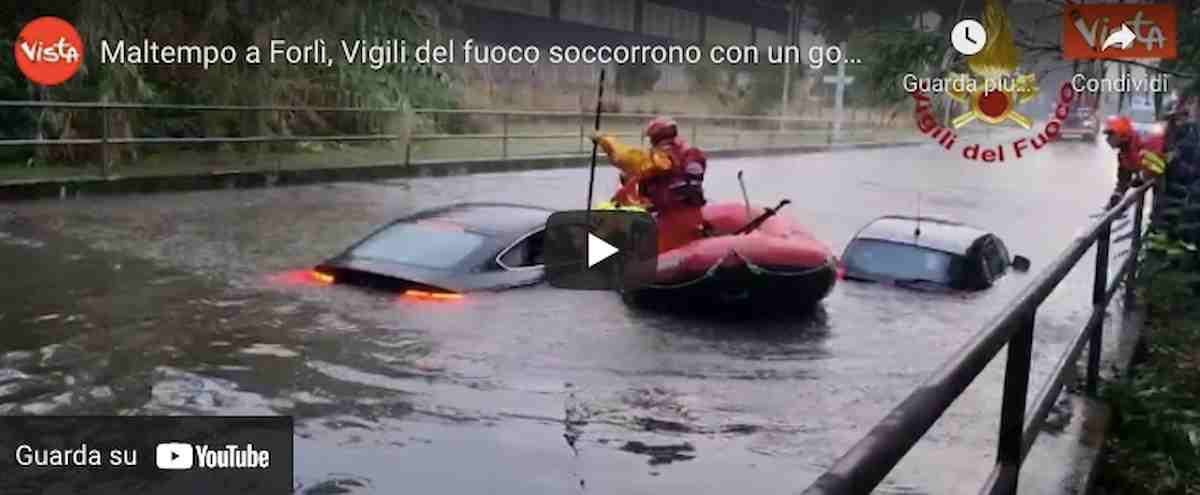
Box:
1098 236 1200 494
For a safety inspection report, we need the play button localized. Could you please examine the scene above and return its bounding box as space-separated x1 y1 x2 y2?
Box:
544 210 658 290
587 233 619 268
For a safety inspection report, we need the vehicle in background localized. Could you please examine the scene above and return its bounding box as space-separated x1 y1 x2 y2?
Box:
841 215 1030 292
1053 103 1099 141
1127 105 1160 138
312 203 552 297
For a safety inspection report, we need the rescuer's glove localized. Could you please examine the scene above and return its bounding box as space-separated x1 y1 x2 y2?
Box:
1108 192 1123 209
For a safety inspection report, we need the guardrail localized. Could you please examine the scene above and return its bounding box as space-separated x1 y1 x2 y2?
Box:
0 101 897 178
802 181 1153 495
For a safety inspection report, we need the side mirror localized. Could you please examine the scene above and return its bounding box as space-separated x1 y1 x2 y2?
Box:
1011 255 1031 273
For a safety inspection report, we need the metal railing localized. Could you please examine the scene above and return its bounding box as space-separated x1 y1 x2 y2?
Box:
0 100 898 179
802 181 1153 495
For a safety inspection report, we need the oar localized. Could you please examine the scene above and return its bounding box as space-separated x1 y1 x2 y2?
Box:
734 199 791 235
737 170 751 220
585 69 606 214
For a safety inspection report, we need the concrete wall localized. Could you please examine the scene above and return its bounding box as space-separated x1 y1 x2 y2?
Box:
461 0 551 17
562 0 638 31
642 2 701 42
705 16 752 46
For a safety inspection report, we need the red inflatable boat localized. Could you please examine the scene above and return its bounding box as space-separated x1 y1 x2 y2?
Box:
623 201 839 311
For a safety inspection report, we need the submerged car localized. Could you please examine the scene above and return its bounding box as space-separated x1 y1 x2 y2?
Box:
312 203 552 296
841 215 1029 291
1053 104 1099 141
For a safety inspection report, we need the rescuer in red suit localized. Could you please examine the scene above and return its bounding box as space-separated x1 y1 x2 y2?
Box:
594 116 709 252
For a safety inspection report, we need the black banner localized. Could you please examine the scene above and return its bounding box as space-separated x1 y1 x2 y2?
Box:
0 416 293 495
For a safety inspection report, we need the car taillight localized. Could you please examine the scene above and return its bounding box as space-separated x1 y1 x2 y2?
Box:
310 270 335 284
402 289 464 301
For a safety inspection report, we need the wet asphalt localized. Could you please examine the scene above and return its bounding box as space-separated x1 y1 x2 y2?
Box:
0 135 1136 494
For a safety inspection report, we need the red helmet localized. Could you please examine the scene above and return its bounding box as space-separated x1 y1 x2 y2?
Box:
1103 115 1133 138
644 116 678 143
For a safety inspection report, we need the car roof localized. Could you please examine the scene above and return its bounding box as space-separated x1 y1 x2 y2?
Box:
852 215 990 254
401 202 553 236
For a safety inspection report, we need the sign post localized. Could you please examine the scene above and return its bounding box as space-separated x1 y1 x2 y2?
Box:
822 46 854 142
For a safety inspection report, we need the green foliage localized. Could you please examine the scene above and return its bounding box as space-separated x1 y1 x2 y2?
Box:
1099 225 1200 493
0 38 35 141
739 63 802 116
1159 2 1200 96
3 0 456 165
615 63 661 97
681 58 802 116
806 0 962 44
851 29 945 106
1139 231 1200 316
684 60 721 94
1102 356 1200 494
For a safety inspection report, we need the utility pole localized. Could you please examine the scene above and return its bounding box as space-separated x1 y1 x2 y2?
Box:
823 45 853 142
780 0 797 131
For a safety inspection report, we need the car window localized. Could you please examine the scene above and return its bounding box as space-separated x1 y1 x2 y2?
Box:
843 239 957 284
498 230 545 269
350 223 486 269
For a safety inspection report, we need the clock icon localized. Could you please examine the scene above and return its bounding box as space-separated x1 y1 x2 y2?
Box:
951 19 987 56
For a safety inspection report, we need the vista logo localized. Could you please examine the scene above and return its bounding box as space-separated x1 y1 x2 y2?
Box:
15 17 84 86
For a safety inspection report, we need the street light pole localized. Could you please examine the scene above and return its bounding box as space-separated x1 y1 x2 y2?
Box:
780 0 796 132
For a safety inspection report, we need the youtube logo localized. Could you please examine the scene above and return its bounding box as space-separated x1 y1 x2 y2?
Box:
155 442 194 470
543 210 657 291
1062 4 1176 59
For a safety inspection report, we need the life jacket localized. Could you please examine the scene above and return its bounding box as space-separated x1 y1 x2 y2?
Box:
1139 124 1166 154
1116 132 1147 172
643 137 707 210
1143 125 1170 175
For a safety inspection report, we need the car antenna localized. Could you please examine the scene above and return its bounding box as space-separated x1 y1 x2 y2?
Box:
738 170 751 220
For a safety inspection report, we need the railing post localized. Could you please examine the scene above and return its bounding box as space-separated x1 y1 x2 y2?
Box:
100 105 111 179
1125 191 1146 310
733 119 740 150
405 136 413 166
1088 221 1112 396
993 308 1036 495
250 108 260 169
501 112 509 159
827 121 834 145
579 121 585 153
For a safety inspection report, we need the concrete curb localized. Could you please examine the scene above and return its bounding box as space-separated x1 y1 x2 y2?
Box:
0 140 925 201
1017 303 1145 495
1081 306 1146 495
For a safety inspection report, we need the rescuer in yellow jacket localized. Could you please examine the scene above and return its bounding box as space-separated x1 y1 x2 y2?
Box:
592 132 673 209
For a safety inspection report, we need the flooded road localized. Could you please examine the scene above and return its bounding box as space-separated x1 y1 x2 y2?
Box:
0 138 1135 494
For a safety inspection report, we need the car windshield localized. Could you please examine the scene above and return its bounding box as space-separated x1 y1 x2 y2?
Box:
843 239 958 285
350 222 486 269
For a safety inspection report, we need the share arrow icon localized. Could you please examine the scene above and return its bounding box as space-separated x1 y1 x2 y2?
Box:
1101 23 1136 51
